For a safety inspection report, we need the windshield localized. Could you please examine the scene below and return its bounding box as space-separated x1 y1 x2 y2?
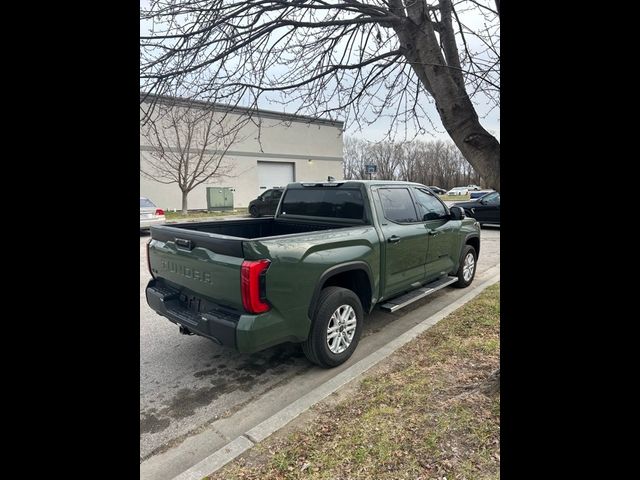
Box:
140 198 156 208
280 188 365 220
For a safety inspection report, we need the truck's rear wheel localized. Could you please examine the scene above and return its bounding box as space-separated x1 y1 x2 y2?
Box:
302 286 363 368
453 245 477 288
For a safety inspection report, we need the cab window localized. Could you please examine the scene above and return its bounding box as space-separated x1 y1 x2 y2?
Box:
378 188 419 223
413 188 447 221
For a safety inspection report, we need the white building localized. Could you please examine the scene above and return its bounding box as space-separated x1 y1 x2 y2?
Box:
140 94 344 211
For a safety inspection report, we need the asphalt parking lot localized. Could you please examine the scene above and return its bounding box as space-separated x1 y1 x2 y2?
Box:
140 227 500 479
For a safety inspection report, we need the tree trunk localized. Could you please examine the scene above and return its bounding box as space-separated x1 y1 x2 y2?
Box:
394 8 500 190
181 191 189 215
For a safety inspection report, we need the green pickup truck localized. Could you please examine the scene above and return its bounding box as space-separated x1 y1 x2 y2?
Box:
146 180 480 367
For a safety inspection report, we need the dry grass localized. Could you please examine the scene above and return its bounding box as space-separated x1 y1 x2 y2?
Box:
438 194 471 202
207 283 500 480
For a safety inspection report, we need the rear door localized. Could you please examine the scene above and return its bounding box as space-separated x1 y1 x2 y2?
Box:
412 187 458 281
258 190 274 215
374 186 429 298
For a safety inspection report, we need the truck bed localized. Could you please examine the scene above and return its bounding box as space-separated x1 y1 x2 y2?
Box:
150 217 362 257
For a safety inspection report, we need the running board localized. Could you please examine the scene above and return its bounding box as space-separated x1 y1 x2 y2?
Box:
380 276 458 312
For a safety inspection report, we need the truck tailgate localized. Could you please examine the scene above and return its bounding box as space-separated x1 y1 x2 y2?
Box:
148 237 244 311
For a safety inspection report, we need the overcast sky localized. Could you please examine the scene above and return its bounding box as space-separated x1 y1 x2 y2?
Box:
140 1 499 143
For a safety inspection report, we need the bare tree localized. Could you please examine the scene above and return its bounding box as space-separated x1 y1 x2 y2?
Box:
369 141 403 180
140 100 243 213
140 0 500 189
343 137 370 180
344 135 484 188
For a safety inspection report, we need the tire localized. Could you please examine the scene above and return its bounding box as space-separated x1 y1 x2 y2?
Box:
302 286 364 368
249 205 259 217
453 245 477 288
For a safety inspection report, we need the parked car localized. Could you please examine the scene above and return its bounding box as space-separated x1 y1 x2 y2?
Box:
146 180 480 368
453 191 500 226
427 186 447 195
466 184 482 191
469 189 495 200
140 197 166 230
446 187 469 196
248 188 284 217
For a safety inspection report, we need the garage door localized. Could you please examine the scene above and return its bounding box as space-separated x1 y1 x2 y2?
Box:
257 161 295 191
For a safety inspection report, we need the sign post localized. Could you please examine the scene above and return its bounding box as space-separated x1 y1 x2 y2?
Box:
365 164 377 180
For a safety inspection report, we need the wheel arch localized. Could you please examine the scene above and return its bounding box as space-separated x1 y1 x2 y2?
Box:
308 262 374 319
465 234 480 257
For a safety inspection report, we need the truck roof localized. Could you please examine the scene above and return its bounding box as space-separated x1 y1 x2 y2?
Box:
286 180 425 188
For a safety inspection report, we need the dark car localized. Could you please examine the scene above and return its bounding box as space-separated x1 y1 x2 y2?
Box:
248 188 284 217
428 186 447 195
453 191 500 226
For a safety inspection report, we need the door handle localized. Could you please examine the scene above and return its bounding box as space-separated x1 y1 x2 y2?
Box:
388 235 401 243
427 230 441 236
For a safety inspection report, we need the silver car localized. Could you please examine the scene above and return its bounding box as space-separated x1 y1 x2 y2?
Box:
140 197 166 230
446 187 469 196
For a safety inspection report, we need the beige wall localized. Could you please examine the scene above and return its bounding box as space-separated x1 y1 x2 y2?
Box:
140 156 343 210
140 99 344 210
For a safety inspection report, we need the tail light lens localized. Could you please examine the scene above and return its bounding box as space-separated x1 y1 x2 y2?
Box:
241 259 271 313
146 240 155 278
155 208 165 216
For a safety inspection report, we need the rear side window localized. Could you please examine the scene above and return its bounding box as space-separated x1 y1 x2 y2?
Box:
413 188 447 220
280 188 365 219
483 192 500 205
140 198 155 208
378 188 418 223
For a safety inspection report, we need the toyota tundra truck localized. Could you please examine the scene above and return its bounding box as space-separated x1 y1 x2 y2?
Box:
145 180 481 368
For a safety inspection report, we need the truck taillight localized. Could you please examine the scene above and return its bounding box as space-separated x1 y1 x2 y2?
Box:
241 259 271 314
155 208 165 216
146 240 155 278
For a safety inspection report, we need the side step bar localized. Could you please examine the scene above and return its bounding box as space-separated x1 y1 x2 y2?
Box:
380 276 458 312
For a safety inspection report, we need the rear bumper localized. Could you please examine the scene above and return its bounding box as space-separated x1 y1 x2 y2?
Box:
146 279 310 353
146 279 237 348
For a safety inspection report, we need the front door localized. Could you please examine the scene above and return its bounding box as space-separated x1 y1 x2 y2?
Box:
375 187 429 298
480 192 500 223
412 187 458 280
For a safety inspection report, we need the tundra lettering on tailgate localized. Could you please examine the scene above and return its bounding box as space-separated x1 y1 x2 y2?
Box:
161 259 212 284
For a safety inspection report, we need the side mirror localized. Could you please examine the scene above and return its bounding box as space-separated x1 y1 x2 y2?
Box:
480 199 487 205
449 206 465 220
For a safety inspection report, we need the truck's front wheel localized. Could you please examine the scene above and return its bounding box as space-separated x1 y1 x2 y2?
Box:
302 287 363 368
453 245 477 288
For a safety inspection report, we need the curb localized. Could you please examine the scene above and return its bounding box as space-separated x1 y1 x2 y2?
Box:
173 267 500 480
